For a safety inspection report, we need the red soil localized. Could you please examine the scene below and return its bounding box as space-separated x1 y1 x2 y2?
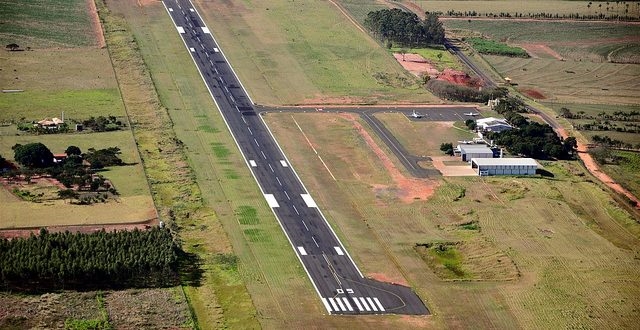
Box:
520 88 546 99
86 0 106 48
437 68 484 88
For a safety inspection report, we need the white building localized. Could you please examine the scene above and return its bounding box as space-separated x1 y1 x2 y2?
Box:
476 117 512 133
457 144 494 162
471 158 538 176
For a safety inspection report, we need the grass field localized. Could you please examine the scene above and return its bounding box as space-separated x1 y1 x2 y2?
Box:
189 0 438 105
0 48 125 122
0 0 95 48
414 0 640 18
375 113 475 157
264 112 640 329
603 150 640 199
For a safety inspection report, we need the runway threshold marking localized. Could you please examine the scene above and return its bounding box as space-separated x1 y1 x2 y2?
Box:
335 297 346 311
321 298 332 313
373 297 385 311
297 246 307 256
334 246 344 255
301 194 317 207
342 298 354 311
249 160 257 167
328 298 339 311
366 297 378 311
264 194 279 208
359 297 371 311
352 297 364 311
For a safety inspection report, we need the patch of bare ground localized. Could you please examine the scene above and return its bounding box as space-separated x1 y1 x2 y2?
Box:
393 53 439 77
519 43 564 60
367 272 409 286
86 0 106 48
337 113 439 203
520 88 547 99
0 291 102 328
105 288 190 329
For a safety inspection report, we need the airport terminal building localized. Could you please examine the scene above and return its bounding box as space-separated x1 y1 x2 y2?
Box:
471 158 538 176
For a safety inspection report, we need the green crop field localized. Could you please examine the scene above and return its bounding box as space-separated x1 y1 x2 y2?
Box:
265 112 640 329
467 37 529 57
189 0 438 105
0 0 95 48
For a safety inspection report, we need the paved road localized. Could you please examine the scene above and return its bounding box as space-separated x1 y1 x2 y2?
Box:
162 0 428 315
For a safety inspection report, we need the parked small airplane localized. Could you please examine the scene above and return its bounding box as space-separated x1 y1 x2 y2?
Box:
408 110 423 118
457 140 474 144
464 112 480 116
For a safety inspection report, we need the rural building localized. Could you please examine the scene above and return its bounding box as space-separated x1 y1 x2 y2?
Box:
457 144 494 162
36 117 64 129
476 117 512 133
471 158 538 176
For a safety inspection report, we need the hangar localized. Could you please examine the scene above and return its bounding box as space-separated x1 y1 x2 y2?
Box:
457 144 494 162
471 158 538 176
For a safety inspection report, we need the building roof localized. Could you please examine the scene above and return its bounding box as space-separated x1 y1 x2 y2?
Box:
476 117 509 125
458 144 493 153
472 158 538 166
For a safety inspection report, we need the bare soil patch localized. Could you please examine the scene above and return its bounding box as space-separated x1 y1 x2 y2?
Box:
520 88 547 99
519 43 564 60
430 156 477 176
86 0 106 48
338 113 439 203
393 53 482 87
367 272 409 286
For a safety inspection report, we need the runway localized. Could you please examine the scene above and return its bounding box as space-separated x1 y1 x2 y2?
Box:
162 0 428 315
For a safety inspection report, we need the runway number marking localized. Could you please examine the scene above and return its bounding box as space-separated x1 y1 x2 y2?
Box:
301 194 317 207
264 194 279 208
249 160 257 167
334 246 344 255
297 246 307 256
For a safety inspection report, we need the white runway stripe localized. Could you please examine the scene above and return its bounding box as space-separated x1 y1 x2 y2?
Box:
366 297 378 311
321 298 332 312
328 298 339 311
373 297 385 311
359 297 371 311
342 297 353 311
297 246 307 256
352 297 364 311
335 297 346 311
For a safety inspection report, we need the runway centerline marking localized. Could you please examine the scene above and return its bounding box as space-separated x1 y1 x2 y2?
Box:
276 176 282 186
268 164 274 172
312 236 319 247
292 204 299 215
284 190 290 200
247 127 253 135
261 151 266 159
254 138 259 147
302 220 309 231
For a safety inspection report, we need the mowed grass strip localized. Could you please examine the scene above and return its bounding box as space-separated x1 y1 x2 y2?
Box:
194 0 438 105
0 0 95 48
265 112 640 328
420 1 639 18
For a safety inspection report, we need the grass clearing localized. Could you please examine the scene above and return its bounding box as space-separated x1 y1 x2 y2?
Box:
467 37 529 57
0 0 95 48
192 0 438 105
266 112 640 328
375 113 475 157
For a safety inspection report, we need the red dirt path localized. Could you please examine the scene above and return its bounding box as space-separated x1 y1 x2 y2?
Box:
86 0 106 48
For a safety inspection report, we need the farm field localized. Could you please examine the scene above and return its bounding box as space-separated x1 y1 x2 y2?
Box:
443 20 640 63
189 0 438 105
265 112 640 329
390 47 463 71
0 0 95 48
414 0 640 19
602 150 640 199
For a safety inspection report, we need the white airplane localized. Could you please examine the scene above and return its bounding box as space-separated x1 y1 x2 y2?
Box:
408 110 423 118
464 112 480 116
457 140 473 144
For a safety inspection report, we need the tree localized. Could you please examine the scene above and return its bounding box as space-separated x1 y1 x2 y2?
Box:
436 53 443 62
5 43 19 51
399 48 408 61
440 142 454 155
58 189 79 203
13 143 54 168
65 146 82 157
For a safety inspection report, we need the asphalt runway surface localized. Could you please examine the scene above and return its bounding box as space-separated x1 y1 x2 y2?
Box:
162 0 428 315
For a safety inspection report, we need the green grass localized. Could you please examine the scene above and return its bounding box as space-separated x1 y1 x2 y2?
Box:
467 37 529 57
0 0 95 48
602 150 640 199
193 0 438 105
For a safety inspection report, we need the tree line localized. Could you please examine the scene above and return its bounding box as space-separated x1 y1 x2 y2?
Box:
426 79 508 102
364 9 445 47
0 227 180 291
488 97 577 159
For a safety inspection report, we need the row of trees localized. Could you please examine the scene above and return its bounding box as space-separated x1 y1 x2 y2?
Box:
82 115 125 132
426 79 508 102
0 228 180 291
364 9 445 47
561 108 640 121
488 97 577 159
